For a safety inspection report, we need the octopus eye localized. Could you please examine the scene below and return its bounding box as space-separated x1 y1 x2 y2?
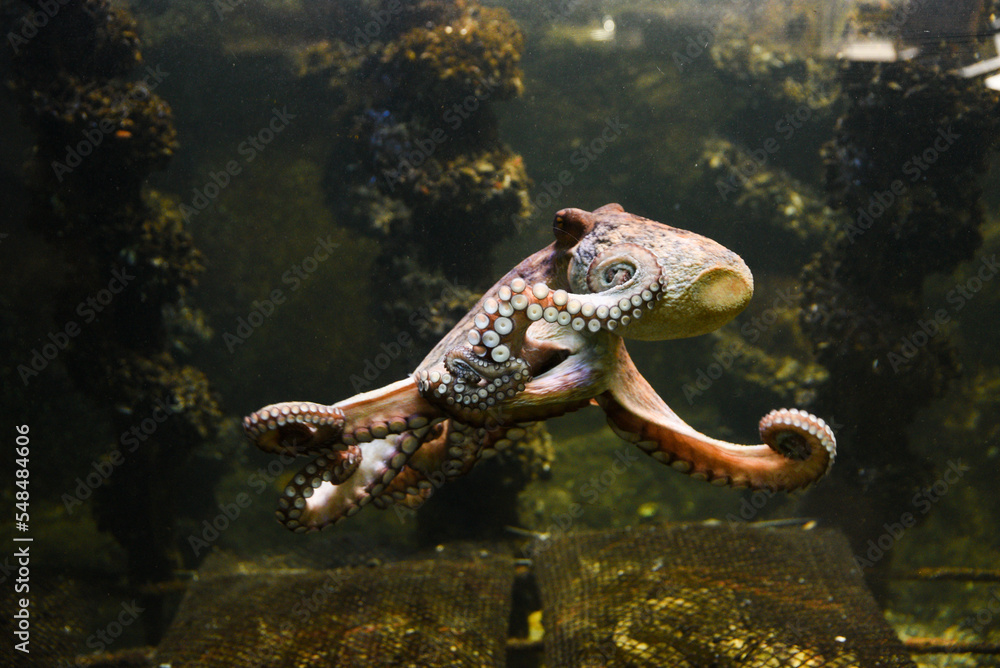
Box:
552 208 595 246
582 243 653 294
603 263 634 286
588 259 636 292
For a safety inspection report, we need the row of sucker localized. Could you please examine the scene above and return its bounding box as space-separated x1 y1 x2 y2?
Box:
416 347 532 418
759 408 836 469
416 272 664 415
242 401 346 456
242 400 441 453
275 446 362 530
370 421 532 510
438 420 527 475
368 465 433 510
339 413 435 446
276 426 435 532
368 422 477 510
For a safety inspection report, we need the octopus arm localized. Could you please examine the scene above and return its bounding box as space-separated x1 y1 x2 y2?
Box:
243 379 450 532
597 345 835 492
243 378 442 456
274 427 439 532
372 420 535 509
501 328 611 422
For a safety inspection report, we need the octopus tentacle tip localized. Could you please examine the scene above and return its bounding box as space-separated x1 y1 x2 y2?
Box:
243 401 347 457
760 408 837 465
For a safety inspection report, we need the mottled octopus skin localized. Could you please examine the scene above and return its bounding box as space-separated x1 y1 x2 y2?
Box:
244 204 836 532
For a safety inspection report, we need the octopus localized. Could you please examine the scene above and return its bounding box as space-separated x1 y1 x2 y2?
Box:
244 204 836 532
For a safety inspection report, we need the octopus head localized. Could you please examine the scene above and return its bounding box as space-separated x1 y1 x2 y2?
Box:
556 204 753 341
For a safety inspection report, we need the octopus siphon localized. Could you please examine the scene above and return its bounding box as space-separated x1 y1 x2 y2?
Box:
244 204 836 532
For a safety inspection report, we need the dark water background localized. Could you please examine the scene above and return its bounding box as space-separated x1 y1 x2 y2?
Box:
0 0 998 664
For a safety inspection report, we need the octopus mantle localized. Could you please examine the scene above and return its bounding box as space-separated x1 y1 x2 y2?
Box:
244 204 835 532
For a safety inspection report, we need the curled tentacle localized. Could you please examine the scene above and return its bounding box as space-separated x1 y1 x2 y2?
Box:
759 408 836 466
276 447 362 530
276 429 432 532
243 401 346 456
470 271 664 347
598 342 835 491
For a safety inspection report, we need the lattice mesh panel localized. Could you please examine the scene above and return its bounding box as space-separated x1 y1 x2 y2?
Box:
0 575 93 667
154 553 514 667
531 524 916 668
